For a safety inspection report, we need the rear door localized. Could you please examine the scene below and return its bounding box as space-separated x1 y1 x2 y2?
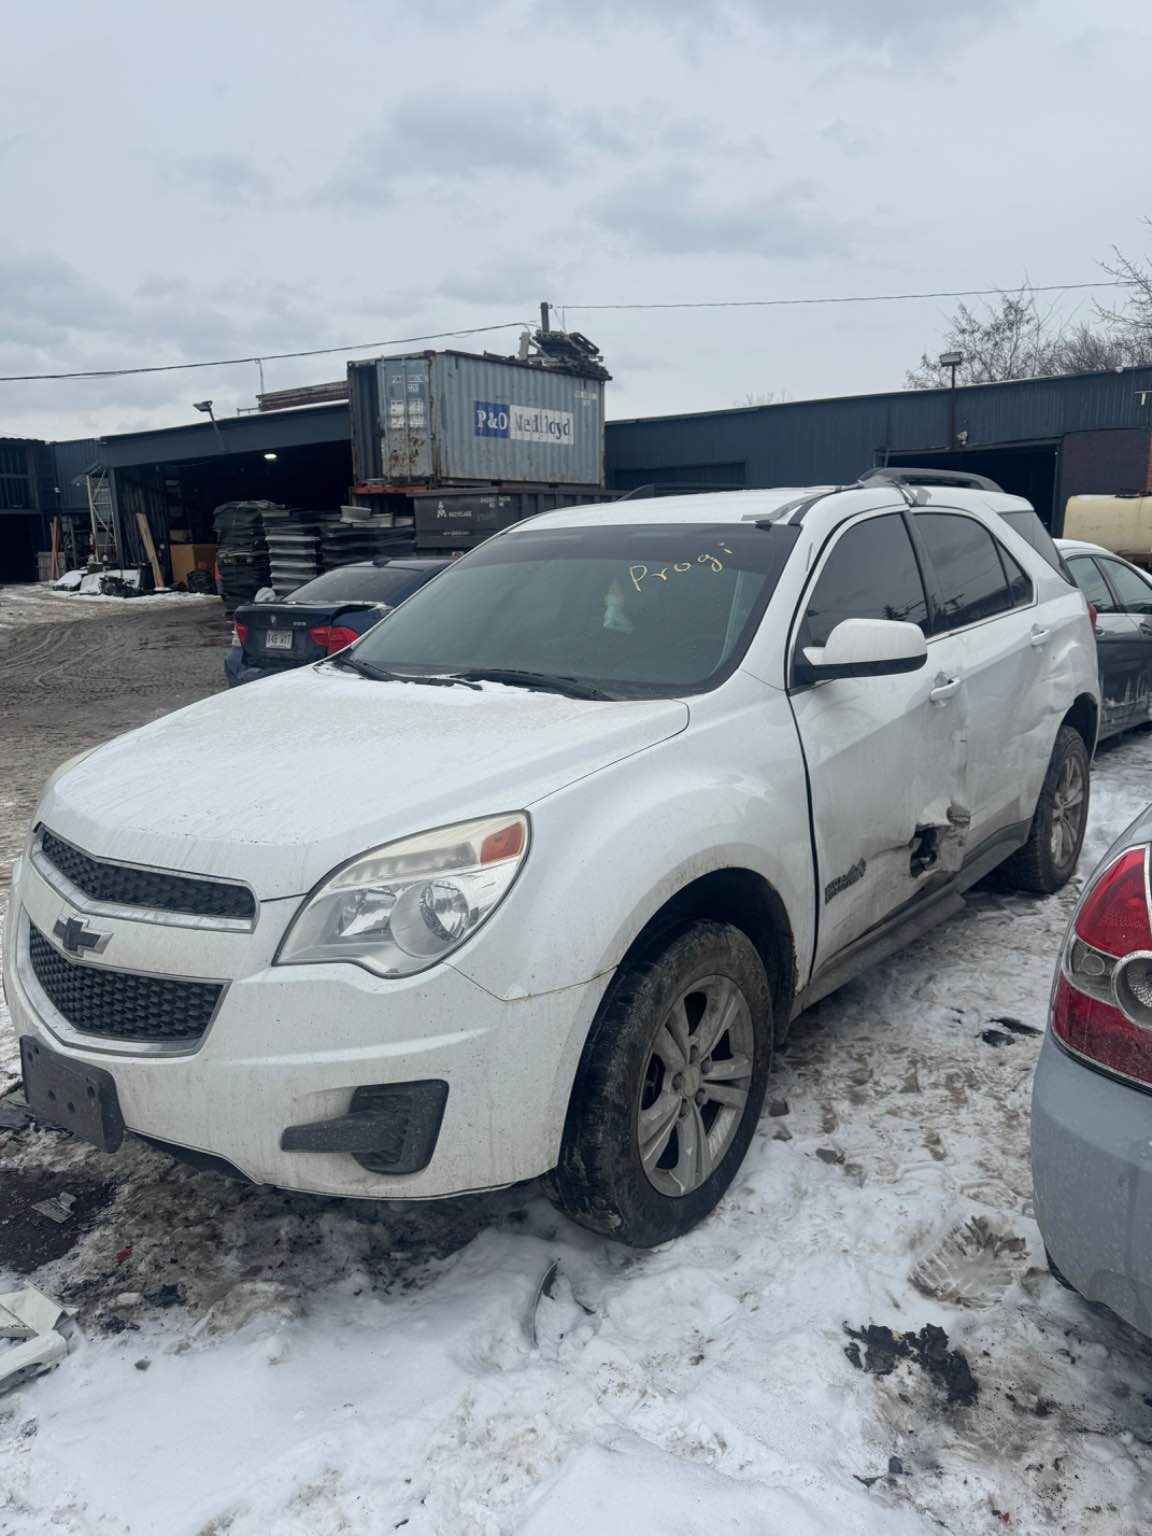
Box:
789 510 968 969
911 510 1048 854
1094 556 1152 727
1064 555 1145 735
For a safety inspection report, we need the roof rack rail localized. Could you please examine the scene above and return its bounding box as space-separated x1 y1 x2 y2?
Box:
613 482 733 501
858 466 1004 493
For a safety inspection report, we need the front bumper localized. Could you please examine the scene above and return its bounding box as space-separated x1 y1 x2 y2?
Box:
1032 1032 1152 1336
3 852 606 1199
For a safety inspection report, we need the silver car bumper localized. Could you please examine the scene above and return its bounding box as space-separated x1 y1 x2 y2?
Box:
1032 1032 1152 1337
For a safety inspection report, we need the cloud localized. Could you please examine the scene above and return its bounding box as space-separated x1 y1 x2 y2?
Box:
522 0 1021 47
0 254 127 347
818 118 879 159
586 172 849 260
164 151 274 205
318 91 623 207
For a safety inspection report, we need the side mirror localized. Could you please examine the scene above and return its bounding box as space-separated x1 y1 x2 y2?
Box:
802 618 927 681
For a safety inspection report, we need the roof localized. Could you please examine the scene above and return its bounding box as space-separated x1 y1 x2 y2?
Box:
607 363 1152 429
522 483 1033 533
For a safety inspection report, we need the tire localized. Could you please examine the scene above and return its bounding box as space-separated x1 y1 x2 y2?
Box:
549 920 773 1247
1045 1247 1077 1294
999 725 1090 895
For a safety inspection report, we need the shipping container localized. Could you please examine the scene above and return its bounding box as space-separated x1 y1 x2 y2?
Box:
412 485 614 550
349 350 606 490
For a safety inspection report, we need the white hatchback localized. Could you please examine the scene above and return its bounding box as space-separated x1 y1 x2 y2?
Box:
4 476 1099 1245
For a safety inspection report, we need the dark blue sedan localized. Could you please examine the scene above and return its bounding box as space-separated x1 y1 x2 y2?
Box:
225 557 452 686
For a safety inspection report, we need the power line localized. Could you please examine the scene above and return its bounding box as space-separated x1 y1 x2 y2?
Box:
0 321 527 384
563 280 1133 312
0 279 1136 384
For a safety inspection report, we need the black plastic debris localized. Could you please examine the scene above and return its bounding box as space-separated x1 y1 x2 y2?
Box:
989 1016 1042 1037
142 1284 184 1310
980 1029 1017 1048
844 1322 979 1407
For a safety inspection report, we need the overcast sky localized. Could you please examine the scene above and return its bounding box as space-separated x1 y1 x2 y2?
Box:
2 0 1150 443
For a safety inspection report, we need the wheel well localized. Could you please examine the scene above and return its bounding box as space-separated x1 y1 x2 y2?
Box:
623 869 797 1030
1062 693 1099 756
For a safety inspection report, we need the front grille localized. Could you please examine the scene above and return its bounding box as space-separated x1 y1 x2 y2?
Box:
40 829 255 922
27 923 223 1045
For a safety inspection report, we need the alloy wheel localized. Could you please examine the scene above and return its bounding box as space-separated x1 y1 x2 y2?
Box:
636 974 754 1197
1051 755 1086 868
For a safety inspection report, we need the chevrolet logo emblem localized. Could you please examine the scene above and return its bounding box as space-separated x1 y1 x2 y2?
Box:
53 915 110 957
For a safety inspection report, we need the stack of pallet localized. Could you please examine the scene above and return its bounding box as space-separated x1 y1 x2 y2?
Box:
213 501 273 616
319 513 377 572
263 507 326 595
331 504 417 566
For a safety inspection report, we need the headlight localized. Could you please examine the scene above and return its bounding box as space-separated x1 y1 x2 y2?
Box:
275 813 530 977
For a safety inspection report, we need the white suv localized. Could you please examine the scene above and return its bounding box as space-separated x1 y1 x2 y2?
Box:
4 476 1099 1245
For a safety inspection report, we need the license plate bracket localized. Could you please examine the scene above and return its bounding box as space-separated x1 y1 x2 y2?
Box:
19 1037 125 1152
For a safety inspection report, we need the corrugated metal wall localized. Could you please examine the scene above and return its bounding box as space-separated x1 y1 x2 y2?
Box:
605 367 1152 490
49 438 100 511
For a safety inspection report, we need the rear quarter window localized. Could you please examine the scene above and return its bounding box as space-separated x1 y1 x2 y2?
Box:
1000 509 1067 578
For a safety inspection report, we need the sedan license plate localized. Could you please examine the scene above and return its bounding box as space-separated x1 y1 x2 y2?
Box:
19 1036 125 1152
264 630 294 652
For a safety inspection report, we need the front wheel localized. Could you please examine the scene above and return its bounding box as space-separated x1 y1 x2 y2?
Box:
1000 724 1090 895
549 920 772 1247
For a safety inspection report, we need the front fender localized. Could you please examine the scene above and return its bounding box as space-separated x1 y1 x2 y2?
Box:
451 683 815 1002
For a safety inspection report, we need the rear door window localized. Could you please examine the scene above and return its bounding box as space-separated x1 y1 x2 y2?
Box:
1000 546 1033 608
797 513 929 654
915 512 1015 633
1066 556 1118 613
1099 558 1152 615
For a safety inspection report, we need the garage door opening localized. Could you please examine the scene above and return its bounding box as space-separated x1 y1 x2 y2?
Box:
0 514 41 584
886 442 1059 527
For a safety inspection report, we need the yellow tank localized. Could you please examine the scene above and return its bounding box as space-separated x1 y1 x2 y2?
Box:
1064 494 1152 568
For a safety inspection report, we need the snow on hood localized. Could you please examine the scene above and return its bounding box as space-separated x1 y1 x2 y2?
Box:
38 666 689 897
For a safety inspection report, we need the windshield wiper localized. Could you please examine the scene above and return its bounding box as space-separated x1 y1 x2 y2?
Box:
448 668 613 701
328 653 482 688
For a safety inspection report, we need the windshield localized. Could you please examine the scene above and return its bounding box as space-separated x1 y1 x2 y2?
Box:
349 522 800 697
291 564 443 605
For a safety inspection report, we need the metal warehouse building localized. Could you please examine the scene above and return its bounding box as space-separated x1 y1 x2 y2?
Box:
4 362 1152 584
605 365 1152 531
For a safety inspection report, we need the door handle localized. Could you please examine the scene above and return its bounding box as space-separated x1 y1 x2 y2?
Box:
1029 625 1050 647
929 676 961 704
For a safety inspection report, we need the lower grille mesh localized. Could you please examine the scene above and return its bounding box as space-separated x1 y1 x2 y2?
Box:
27 923 223 1045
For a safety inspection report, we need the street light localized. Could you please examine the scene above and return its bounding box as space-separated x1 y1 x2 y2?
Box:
939 351 964 447
193 399 226 452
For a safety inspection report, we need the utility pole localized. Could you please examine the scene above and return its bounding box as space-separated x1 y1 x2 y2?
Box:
939 351 963 448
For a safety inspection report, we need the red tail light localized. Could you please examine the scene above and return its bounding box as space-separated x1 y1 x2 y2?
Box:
1053 845 1152 1086
308 624 359 655
233 622 248 646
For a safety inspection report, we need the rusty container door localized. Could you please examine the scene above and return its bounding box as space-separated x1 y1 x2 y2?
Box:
376 355 434 481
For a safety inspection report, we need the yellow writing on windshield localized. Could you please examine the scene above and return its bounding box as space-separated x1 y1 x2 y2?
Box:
628 552 729 594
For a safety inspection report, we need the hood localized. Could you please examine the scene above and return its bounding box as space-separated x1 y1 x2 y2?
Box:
39 667 689 897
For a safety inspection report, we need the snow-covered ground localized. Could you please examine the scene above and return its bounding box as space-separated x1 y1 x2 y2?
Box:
2 731 1152 1534
0 586 217 631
